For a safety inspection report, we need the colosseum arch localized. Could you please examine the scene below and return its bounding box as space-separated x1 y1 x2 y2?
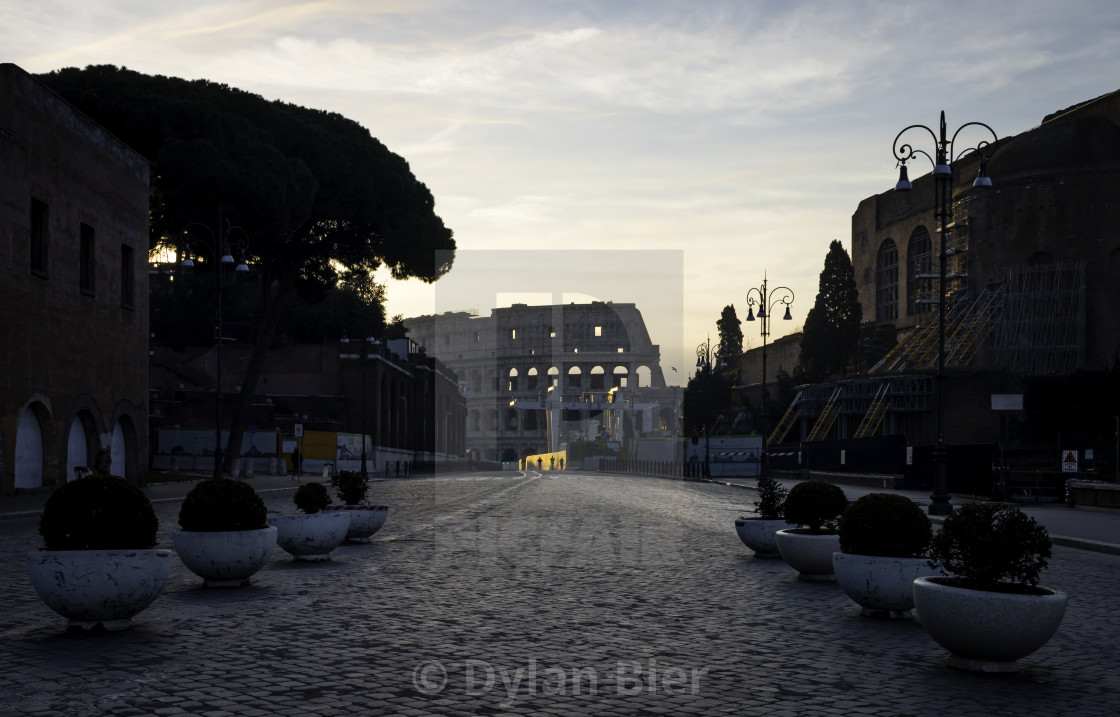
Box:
508 367 519 392
590 366 605 390
612 366 629 388
635 365 653 388
527 367 539 390
547 366 560 388
567 366 582 389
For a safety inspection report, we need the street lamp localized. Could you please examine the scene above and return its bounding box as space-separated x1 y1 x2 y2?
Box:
893 111 997 516
745 276 794 477
695 337 719 476
181 213 249 481
341 335 377 478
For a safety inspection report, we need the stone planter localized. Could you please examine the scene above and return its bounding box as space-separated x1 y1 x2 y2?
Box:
775 529 840 580
27 549 172 631
912 576 1068 672
734 518 788 558
832 552 938 618
269 512 351 561
326 505 389 542
172 527 278 587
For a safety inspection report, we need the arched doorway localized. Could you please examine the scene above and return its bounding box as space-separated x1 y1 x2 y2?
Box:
65 411 98 482
15 401 52 489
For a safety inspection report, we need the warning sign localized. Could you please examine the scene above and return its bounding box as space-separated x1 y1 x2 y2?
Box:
1061 450 1079 473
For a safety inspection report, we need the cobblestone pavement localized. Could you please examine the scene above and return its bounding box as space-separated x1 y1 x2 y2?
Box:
2 472 1118 716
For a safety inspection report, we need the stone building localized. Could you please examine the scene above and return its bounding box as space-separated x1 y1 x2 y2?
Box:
0 64 150 492
759 89 1120 492
853 90 1120 375
148 338 467 473
406 302 680 463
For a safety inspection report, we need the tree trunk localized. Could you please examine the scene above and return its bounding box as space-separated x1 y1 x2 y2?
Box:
221 281 291 475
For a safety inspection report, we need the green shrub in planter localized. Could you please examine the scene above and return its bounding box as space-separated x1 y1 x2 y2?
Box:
40 474 158 550
783 480 848 533
179 479 268 532
294 482 331 514
839 493 931 558
749 476 789 520
331 470 369 505
928 502 1051 593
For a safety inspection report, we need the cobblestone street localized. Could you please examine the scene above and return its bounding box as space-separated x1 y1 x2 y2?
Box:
2 472 1118 716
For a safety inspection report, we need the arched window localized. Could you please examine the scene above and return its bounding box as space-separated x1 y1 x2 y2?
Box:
906 227 932 316
1027 251 1055 267
527 367 538 390
567 366 582 389
589 366 605 390
612 366 629 388
876 239 898 322
508 367 518 392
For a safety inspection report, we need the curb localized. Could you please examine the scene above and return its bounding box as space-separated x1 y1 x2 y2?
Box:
713 480 1120 557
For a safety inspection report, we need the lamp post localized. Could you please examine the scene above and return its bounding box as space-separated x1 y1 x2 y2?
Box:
695 337 718 476
892 111 997 516
341 335 376 478
181 212 249 481
745 276 794 477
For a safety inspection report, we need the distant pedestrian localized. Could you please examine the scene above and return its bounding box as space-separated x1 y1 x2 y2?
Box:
559 457 565 471
550 456 555 470
94 447 111 475
291 447 303 478
537 457 543 470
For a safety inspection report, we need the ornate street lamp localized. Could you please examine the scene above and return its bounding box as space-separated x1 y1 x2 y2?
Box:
181 213 249 481
695 337 716 476
892 111 997 515
745 275 794 477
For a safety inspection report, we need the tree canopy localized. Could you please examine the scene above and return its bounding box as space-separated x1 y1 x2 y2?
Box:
40 65 455 468
716 305 743 372
798 240 862 382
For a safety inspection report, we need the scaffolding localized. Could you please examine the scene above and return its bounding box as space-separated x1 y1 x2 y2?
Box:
989 262 1086 375
782 375 932 442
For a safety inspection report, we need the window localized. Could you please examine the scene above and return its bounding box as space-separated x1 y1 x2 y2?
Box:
120 244 135 309
511 329 517 340
549 327 556 338
906 227 931 316
30 198 49 277
617 347 624 353
80 223 95 295
594 326 602 337
876 239 898 322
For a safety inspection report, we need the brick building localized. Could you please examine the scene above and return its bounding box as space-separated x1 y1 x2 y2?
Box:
1 64 150 492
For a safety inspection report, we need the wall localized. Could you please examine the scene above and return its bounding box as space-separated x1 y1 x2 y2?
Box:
0 64 150 492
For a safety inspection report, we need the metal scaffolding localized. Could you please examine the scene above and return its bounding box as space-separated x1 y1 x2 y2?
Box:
988 262 1086 375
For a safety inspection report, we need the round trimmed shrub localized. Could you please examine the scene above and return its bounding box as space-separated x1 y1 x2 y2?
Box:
294 482 331 514
40 474 158 550
839 493 931 558
929 502 1051 591
783 479 848 533
178 478 268 532
331 470 369 505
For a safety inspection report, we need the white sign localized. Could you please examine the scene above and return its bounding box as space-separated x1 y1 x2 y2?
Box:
294 423 304 438
1062 450 1078 473
991 394 1024 411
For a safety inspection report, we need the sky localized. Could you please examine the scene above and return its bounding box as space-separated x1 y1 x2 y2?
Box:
6 0 1120 384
